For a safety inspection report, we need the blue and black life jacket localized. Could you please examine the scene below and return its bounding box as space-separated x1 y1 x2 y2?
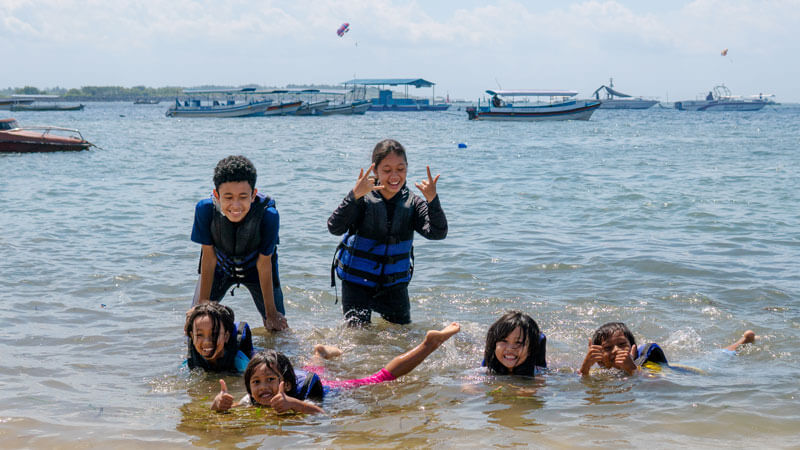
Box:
210 193 275 279
634 343 669 367
331 188 415 289
186 321 254 373
291 369 326 400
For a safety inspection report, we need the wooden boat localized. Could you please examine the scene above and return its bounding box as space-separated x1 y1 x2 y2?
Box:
0 118 92 153
166 88 273 118
134 99 161 104
10 103 85 111
467 90 600 121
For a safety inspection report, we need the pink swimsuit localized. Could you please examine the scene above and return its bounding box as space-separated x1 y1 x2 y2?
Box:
303 366 396 389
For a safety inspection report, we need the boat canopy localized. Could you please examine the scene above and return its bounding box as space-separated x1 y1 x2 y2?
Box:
11 94 60 99
486 90 577 97
592 85 632 98
342 78 435 88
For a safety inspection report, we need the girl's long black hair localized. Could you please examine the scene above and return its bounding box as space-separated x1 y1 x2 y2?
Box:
484 311 545 376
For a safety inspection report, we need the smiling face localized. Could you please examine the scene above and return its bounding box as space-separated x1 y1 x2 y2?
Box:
248 362 284 405
213 181 256 223
190 315 229 363
375 151 407 199
494 326 530 370
599 331 633 368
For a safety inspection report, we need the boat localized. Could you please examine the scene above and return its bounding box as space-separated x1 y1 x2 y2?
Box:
593 78 658 109
322 99 370 115
0 118 93 153
0 98 34 110
674 85 767 111
466 90 601 121
342 78 450 112
165 88 273 118
10 103 85 111
295 100 330 116
134 99 160 105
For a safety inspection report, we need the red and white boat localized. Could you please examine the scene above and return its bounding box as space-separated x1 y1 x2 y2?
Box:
0 118 93 153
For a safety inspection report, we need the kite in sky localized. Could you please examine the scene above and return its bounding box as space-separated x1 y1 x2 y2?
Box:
337 23 350 37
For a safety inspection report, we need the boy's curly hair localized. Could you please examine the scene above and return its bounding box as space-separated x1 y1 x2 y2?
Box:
213 155 257 190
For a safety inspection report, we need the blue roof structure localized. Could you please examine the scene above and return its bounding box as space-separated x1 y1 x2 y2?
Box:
342 78 435 88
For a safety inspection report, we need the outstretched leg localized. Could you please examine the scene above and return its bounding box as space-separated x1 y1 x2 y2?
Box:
725 330 756 352
385 322 460 378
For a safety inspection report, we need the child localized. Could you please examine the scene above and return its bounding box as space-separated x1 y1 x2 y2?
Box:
578 322 756 376
191 155 287 331
184 303 257 373
328 139 447 326
211 322 461 414
483 311 547 376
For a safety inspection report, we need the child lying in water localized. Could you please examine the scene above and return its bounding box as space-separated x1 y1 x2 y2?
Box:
578 321 756 376
184 303 256 373
211 322 461 414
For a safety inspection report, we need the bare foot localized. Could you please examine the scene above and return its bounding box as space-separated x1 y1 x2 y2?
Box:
742 330 756 344
313 344 343 360
423 322 461 348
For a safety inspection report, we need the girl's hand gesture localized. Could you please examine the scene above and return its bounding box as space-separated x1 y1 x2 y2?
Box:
353 164 384 199
415 166 440 202
269 381 293 414
211 379 234 411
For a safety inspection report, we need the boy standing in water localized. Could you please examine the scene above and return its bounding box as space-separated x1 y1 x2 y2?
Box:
191 155 287 331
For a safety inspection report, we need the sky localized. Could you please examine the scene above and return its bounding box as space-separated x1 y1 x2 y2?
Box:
2 0 799 101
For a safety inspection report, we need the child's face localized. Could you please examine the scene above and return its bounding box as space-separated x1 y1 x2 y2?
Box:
214 181 256 223
599 331 633 368
375 152 407 197
248 363 283 405
494 326 529 370
190 315 229 363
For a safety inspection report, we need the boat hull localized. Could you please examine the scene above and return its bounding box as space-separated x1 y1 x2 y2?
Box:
368 104 450 112
10 104 85 111
321 101 371 115
255 101 303 116
165 101 271 118
599 99 658 109
468 100 600 121
674 100 766 111
294 100 330 116
0 132 91 153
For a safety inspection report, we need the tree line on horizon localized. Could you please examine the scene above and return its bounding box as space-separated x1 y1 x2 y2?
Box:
1 83 357 100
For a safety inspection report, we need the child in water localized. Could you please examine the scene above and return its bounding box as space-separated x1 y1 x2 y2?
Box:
578 321 756 376
210 322 461 414
184 303 257 373
328 139 447 326
483 311 547 377
191 155 287 331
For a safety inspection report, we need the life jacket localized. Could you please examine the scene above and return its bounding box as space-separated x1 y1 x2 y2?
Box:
186 321 254 372
331 188 415 289
210 193 275 279
291 369 326 400
634 342 669 367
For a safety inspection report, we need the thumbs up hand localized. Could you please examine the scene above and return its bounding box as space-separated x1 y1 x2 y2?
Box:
211 379 234 411
270 381 295 413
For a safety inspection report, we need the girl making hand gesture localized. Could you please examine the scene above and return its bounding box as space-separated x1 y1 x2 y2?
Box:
328 139 448 326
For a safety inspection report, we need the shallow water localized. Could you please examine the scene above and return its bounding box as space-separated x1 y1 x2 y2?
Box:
1 103 798 447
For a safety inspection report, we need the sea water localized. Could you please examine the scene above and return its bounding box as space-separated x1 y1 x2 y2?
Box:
1 103 798 448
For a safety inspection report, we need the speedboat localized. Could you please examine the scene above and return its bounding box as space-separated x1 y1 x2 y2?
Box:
674 85 767 111
593 78 658 109
466 90 600 121
0 118 93 153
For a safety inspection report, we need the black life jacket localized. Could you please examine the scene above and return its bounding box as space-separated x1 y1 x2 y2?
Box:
331 187 415 289
186 321 253 372
210 193 274 278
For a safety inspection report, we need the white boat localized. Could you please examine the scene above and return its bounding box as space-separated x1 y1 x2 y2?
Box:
466 90 600 121
295 100 331 116
674 85 767 111
593 79 658 109
321 99 370 115
165 88 272 118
